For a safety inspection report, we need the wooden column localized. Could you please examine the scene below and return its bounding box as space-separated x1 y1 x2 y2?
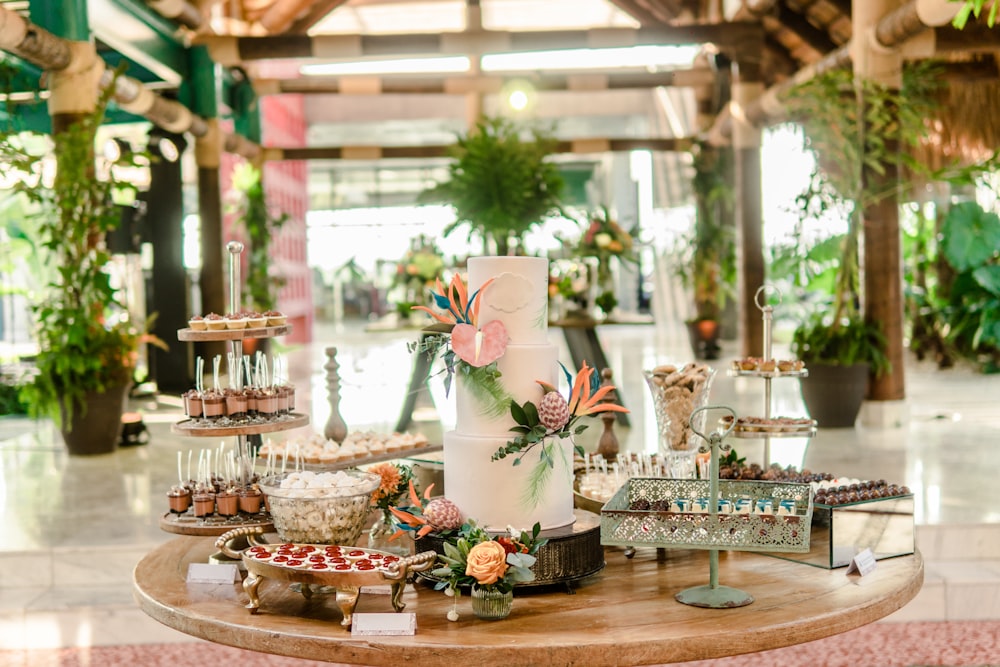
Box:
853 0 906 406
146 131 192 393
731 59 765 358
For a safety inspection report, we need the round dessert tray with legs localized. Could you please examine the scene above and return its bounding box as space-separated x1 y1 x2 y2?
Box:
214 527 437 628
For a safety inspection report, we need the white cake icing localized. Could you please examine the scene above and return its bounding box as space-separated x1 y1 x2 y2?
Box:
444 433 574 531
443 256 575 531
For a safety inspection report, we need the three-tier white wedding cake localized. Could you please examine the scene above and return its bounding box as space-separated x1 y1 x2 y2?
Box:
443 256 576 531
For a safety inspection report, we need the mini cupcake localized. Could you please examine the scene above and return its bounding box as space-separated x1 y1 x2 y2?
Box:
204 312 226 331
758 359 777 372
225 312 248 330
245 311 267 329
264 310 287 327
777 359 796 373
188 315 207 331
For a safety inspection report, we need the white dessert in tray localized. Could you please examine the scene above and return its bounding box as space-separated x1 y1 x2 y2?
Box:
259 430 431 466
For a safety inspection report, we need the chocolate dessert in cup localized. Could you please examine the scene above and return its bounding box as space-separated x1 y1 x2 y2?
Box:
239 484 264 514
215 487 239 517
167 485 191 513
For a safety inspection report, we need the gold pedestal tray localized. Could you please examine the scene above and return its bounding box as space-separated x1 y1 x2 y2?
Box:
215 528 436 628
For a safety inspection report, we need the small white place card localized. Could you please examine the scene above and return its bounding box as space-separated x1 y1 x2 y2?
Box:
351 613 416 636
846 548 878 577
186 562 240 584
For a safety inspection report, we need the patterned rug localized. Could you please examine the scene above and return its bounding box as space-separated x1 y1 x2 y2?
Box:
0 621 997 667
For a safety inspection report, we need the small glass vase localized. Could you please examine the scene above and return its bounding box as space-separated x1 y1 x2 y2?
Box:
471 584 514 620
643 366 717 479
368 510 407 555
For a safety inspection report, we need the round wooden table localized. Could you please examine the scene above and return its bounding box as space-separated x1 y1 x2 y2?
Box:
134 537 922 667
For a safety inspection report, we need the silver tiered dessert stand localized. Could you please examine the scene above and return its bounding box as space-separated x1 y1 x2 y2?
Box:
161 241 309 541
728 285 816 465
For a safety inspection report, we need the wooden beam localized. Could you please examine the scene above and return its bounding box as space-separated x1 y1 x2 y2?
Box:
266 136 694 162
198 24 766 65
775 4 840 54
604 0 666 26
254 67 716 95
287 0 350 34
258 0 320 34
933 23 1000 51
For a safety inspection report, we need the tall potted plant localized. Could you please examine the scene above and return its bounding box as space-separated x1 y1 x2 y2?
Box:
780 66 944 425
232 162 288 315
419 116 567 255
677 141 735 359
4 80 164 454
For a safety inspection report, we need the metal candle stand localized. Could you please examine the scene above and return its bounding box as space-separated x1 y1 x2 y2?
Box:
672 405 754 609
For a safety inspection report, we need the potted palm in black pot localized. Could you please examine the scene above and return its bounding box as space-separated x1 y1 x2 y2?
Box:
4 81 164 454
779 67 939 426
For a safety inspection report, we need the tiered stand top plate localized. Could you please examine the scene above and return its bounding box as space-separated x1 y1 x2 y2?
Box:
177 325 292 341
171 414 310 437
134 536 923 667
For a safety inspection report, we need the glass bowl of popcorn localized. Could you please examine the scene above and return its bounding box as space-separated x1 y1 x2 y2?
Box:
259 470 380 545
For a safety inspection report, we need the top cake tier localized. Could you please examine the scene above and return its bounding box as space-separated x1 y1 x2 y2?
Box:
468 256 549 345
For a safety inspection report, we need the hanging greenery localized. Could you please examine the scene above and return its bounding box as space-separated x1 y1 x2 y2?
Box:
778 63 944 370
2 72 165 426
232 162 288 313
677 140 735 322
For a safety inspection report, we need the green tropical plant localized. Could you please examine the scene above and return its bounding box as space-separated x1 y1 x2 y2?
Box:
419 116 567 255
952 0 998 28
232 162 288 313
779 63 943 370
906 200 1000 370
678 141 735 322
1 75 165 427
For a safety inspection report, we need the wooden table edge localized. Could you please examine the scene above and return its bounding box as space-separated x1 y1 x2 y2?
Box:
133 537 924 667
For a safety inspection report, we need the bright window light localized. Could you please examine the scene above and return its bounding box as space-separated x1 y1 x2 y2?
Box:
300 56 471 76
481 45 699 72
508 89 529 110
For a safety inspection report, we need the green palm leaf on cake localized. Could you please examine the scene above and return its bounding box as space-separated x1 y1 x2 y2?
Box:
460 363 512 419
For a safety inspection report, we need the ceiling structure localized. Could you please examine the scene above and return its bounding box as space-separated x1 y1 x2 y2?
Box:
3 0 998 209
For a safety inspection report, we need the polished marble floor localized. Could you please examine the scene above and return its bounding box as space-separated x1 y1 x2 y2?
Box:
1 316 999 651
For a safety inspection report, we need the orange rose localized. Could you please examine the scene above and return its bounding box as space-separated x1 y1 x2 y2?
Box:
465 540 508 585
